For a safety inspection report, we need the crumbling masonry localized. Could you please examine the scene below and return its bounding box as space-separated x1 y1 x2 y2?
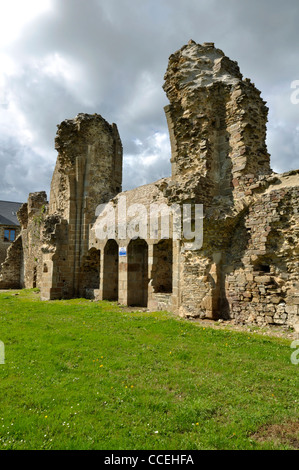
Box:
1 41 298 328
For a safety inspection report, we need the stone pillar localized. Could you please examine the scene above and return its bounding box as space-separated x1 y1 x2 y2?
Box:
147 242 155 310
118 242 129 305
163 40 271 203
42 113 123 300
172 240 181 313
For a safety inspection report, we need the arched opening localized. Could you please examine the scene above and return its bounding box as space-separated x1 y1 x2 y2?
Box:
152 239 173 293
103 239 119 301
33 266 37 288
128 238 148 307
80 248 101 299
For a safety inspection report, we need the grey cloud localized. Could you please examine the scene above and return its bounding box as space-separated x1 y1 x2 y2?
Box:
0 0 298 202
268 123 299 173
0 135 53 202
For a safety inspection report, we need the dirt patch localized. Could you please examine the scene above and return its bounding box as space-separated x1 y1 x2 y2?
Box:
190 317 297 340
251 421 299 449
118 305 149 313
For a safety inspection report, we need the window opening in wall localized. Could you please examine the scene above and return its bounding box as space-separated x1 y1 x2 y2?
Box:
4 229 16 242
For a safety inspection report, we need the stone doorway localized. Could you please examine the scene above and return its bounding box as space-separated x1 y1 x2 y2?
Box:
103 239 119 301
33 266 37 288
128 238 148 307
80 248 101 299
152 239 173 293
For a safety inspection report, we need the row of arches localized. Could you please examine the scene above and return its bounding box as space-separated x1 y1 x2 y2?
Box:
80 238 173 307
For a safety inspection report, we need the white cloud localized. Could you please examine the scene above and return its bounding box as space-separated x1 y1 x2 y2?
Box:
123 132 171 189
0 0 52 46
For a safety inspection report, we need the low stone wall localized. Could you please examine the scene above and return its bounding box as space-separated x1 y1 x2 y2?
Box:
0 226 21 266
148 293 172 312
0 235 23 289
225 183 299 328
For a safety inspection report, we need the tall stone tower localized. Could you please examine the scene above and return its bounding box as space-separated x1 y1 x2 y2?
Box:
163 41 272 319
163 40 271 208
40 113 123 300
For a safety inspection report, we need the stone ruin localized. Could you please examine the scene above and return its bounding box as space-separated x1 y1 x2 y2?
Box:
0 40 298 329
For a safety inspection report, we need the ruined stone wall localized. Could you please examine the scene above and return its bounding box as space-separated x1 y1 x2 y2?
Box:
0 41 298 331
225 173 299 327
40 113 123 300
0 192 48 290
50 113 122 217
162 41 298 328
0 235 23 289
83 41 298 329
0 114 123 300
0 226 21 265
89 178 175 309
163 40 271 210
19 192 48 289
173 172 299 328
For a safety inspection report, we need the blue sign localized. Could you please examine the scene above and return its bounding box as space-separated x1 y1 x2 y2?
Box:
119 247 127 257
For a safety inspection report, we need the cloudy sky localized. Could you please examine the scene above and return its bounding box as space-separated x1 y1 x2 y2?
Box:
0 0 298 203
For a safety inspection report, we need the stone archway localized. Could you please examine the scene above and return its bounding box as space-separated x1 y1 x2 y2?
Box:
152 239 173 293
80 248 101 299
127 238 148 307
103 239 119 301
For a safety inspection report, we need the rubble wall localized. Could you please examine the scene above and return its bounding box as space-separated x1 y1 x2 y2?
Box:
40 113 123 300
0 226 21 266
0 192 48 290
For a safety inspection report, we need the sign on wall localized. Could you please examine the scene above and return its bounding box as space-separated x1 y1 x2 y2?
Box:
119 247 127 257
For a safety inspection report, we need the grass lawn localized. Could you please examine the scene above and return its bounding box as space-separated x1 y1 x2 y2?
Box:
0 289 298 450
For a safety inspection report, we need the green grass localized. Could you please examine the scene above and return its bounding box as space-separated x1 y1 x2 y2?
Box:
0 289 298 450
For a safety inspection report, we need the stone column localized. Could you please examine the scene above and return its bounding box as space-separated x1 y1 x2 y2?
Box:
118 243 128 305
